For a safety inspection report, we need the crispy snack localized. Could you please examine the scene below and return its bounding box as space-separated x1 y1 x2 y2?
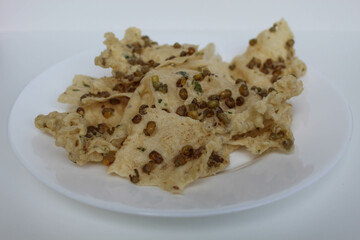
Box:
229 18 306 88
35 19 306 193
108 108 230 193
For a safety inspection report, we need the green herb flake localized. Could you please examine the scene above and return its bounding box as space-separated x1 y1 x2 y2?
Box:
158 99 163 103
103 147 109 155
72 89 80 92
193 81 203 94
176 71 189 79
137 147 146 152
82 82 90 87
79 136 85 145
228 112 232 114
257 149 261 153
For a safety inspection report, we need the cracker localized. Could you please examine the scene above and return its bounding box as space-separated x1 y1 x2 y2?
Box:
35 19 306 193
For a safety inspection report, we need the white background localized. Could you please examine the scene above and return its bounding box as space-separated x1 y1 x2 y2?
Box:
1 0 360 239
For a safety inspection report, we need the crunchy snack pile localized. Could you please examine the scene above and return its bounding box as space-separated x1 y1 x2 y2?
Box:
35 19 306 193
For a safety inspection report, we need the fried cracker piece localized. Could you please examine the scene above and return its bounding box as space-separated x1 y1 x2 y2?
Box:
58 75 132 106
225 75 303 154
107 108 229 193
229 19 306 89
94 27 201 77
35 111 126 165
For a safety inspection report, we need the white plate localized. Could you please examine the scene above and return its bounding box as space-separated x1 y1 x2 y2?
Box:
8 47 352 217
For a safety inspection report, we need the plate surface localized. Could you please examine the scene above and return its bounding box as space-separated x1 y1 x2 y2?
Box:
8 47 352 217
